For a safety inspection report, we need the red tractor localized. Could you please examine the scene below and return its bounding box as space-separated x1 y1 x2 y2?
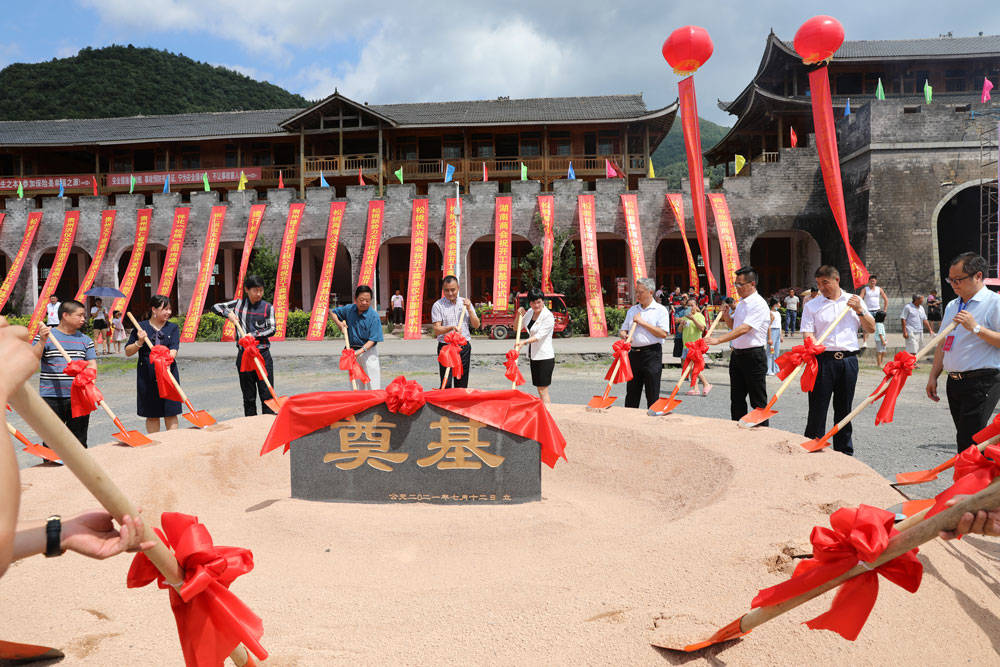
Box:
480 293 572 339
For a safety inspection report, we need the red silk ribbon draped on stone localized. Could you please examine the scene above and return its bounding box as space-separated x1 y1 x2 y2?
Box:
338 348 371 383
683 338 709 387
438 332 467 379
775 339 826 392
237 336 266 380
504 349 525 386
868 351 916 425
126 512 267 667
260 376 567 467
751 505 922 641
605 340 633 384
925 444 1000 520
149 345 184 402
62 360 103 418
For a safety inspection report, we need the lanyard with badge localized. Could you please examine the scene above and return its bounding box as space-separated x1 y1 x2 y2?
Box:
942 300 967 351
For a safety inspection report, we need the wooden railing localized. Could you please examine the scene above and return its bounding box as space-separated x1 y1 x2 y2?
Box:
302 154 380 175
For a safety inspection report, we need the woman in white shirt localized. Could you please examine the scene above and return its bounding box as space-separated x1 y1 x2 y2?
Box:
515 288 555 404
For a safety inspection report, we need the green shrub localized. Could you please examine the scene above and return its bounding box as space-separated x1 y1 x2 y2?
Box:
284 310 311 339
568 306 627 335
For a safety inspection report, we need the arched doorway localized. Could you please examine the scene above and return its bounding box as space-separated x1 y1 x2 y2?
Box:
380 237 444 319
655 234 710 293
466 234 532 306
935 180 999 302
750 230 821 298
294 241 353 312
37 246 91 304
569 234 627 307
116 244 172 318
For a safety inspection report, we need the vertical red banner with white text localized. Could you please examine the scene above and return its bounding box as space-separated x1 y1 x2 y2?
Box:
443 198 462 277
358 200 385 288
404 199 430 340
111 208 153 316
706 193 741 297
156 207 190 299
0 212 42 312
492 196 513 310
665 194 700 291
577 195 608 337
75 210 116 301
537 195 555 293
28 211 80 335
620 194 647 281
678 76 718 292
222 203 267 341
180 206 226 342
271 202 305 342
306 201 346 340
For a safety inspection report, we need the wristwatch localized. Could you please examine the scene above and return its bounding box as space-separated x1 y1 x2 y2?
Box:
45 515 63 557
973 325 982 335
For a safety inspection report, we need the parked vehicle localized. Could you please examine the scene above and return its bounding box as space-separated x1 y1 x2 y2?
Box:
480 293 571 339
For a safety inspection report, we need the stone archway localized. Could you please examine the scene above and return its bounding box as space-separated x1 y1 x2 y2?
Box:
36 245 91 305
466 234 533 306
932 179 998 302
749 230 821 298
379 236 443 320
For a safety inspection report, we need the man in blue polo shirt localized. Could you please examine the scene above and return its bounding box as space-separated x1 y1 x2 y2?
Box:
34 299 97 446
927 252 1000 452
332 285 383 390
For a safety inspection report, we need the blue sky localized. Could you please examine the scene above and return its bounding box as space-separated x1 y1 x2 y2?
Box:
5 1 1000 124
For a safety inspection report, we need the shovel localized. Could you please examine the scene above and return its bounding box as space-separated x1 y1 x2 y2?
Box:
0 639 64 661
895 430 1000 486
801 321 958 452
510 310 525 390
439 305 467 390
7 421 62 464
43 333 152 447
225 309 288 410
5 382 259 667
126 313 216 428
739 304 853 428
650 308 726 414
587 322 638 409
651 476 1000 652
341 326 359 392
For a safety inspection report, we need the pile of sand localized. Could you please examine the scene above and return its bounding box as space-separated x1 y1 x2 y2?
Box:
4 405 1000 665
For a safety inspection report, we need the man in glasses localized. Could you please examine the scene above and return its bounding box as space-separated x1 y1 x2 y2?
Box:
926 252 1000 451
705 266 771 425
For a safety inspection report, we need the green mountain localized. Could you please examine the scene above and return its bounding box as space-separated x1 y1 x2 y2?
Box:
652 116 731 188
0 45 310 120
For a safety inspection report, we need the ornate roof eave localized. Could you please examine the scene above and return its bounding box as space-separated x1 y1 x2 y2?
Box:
280 91 399 130
720 32 802 116
704 85 819 164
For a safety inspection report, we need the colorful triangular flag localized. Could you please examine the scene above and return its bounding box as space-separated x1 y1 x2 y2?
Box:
844 98 851 116
163 174 170 193
16 182 23 199
278 170 284 189
482 161 488 182
983 77 994 104
567 162 575 180
202 172 210 192
92 175 98 196
875 78 885 101
734 155 746 174
319 171 329 188
394 167 404 184
444 163 455 183
129 174 136 194
520 163 528 181
358 167 364 186
237 171 248 191
605 159 615 179
790 127 798 147
924 79 933 104
647 160 655 179
58 180 64 197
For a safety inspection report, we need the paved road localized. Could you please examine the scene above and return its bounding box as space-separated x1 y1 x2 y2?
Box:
9 342 963 504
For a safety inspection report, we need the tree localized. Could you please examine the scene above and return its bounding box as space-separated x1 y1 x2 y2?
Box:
247 245 279 299
517 212 582 305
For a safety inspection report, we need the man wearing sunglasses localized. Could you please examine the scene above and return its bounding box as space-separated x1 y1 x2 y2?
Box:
926 252 1000 451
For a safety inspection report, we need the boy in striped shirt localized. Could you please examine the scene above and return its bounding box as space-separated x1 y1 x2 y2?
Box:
34 299 96 446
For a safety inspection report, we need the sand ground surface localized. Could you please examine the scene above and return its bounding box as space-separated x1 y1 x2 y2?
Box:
3 405 1000 665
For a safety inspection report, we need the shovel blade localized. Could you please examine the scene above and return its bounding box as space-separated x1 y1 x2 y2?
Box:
901 498 935 517
650 616 749 652
113 430 153 447
587 395 617 409
264 395 288 413
182 410 216 428
894 469 939 486
22 442 63 464
650 396 682 414
0 639 64 661
738 407 776 428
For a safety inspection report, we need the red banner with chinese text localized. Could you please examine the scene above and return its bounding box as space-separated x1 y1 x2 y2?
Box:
443 197 462 277
538 196 555 293
28 211 80 335
74 210 116 301
306 202 346 340
0 212 42 312
404 199 430 340
678 76 718 292
620 194 647 280
492 196 513 310
180 206 226 342
707 193 741 297
577 194 607 337
106 168 262 189
155 207 190 298
222 203 267 341
809 66 870 288
357 200 385 289
111 208 153 316
665 194 700 291
271 202 305 342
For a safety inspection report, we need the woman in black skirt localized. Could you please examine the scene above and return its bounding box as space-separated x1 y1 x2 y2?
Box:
124 294 182 432
515 288 555 404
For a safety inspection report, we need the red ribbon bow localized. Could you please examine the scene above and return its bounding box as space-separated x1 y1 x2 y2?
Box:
504 349 525 386
751 505 922 640
126 512 267 667
604 340 633 384
149 345 184 402
238 335 266 381
868 351 916 425
775 338 826 392
683 338 710 387
438 332 467 379
338 347 372 383
925 444 1000 520
62 360 103 418
260 375 567 467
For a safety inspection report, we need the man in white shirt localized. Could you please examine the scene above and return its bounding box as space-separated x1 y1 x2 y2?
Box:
619 278 670 408
859 274 887 348
900 294 934 355
45 296 60 326
926 252 1000 452
801 265 875 455
783 289 800 335
431 275 481 388
390 290 405 327
705 267 771 425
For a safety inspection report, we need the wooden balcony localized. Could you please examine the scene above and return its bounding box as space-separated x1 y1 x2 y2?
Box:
302 155 380 176
385 154 648 181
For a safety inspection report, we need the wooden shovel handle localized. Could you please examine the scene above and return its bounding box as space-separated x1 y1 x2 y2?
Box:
440 305 468 390
672 309 725 390
915 320 958 360
603 321 639 392
769 306 855 403
225 308 281 395
45 325 129 420
125 313 191 405
511 310 524 390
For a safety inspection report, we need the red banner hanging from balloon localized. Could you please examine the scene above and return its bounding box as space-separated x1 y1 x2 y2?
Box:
357 200 385 289
155 207 190 299
111 208 152 317
28 211 80 335
443 197 462 277
538 195 555 293
0 211 42 312
678 76 718 292
180 206 226 342
620 194 647 280
492 196 513 310
271 202 305 342
75 210 116 301
665 194 700 291
306 201 346 340
707 193 741 296
577 194 608 337
222 203 267 341
404 199 430 340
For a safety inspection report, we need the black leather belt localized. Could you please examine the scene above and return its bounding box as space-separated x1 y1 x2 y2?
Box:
731 346 764 355
947 369 999 380
820 350 859 360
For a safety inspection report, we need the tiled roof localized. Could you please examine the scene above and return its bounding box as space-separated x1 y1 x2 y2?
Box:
368 94 655 125
779 34 1000 60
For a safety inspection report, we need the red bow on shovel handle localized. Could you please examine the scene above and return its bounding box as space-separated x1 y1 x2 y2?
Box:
238 336 267 381
149 345 185 402
62 359 103 418
339 347 371 383
504 349 526 386
604 340 633 384
438 332 467 380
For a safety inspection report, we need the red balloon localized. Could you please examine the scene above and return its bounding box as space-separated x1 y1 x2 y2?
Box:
662 25 713 76
793 15 845 64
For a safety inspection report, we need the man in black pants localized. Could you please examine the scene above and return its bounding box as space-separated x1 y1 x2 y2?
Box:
213 275 277 416
706 267 771 425
620 278 670 408
431 275 481 388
